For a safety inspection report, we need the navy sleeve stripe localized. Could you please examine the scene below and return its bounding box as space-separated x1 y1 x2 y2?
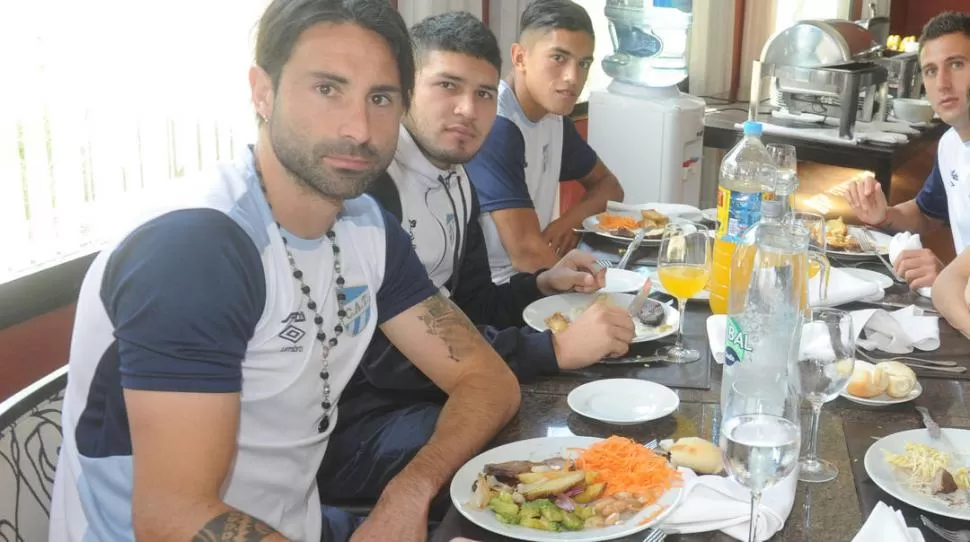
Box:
376 208 438 324
102 209 266 393
914 159 949 224
559 117 598 182
465 117 532 214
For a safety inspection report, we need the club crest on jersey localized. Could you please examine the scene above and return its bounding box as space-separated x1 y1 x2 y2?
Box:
341 285 372 337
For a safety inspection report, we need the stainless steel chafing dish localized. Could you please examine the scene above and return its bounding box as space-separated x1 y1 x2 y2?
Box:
750 20 889 139
874 50 923 99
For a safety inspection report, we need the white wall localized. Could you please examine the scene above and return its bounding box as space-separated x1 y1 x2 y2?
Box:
398 0 483 27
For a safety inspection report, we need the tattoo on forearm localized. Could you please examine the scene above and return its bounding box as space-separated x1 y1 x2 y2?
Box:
417 294 480 362
192 510 281 542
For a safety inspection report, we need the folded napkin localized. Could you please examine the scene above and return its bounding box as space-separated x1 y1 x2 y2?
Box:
888 232 933 298
660 468 798 541
851 501 925 542
708 314 728 364
811 267 883 307
851 305 940 354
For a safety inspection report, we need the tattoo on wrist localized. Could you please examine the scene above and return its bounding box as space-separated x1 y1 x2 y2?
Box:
417 294 480 362
193 510 280 541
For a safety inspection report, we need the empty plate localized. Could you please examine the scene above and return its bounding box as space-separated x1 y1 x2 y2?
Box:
567 379 679 425
601 268 647 293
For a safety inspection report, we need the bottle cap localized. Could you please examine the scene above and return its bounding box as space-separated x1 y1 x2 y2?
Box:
742 121 763 137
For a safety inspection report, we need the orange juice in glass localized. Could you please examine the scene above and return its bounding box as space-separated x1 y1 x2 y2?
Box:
658 265 710 300
656 223 712 364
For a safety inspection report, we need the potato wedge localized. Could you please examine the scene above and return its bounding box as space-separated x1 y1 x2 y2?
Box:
519 471 586 500
573 482 605 504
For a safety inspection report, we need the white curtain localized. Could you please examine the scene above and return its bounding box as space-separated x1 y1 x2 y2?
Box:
398 0 483 27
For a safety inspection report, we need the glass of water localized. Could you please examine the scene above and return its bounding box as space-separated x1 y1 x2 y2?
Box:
793 308 855 483
720 379 801 542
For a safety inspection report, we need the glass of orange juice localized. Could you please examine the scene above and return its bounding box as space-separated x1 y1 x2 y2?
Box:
787 212 831 303
656 223 712 363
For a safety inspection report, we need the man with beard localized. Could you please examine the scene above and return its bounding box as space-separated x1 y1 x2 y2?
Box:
845 11 970 291
317 11 634 518
465 0 625 284
47 2 520 541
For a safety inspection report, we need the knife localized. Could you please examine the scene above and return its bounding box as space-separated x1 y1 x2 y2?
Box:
855 299 940 316
627 278 654 318
616 228 647 270
915 406 970 499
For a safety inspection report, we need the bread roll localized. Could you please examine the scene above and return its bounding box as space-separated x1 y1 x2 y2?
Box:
846 366 889 398
875 361 917 398
669 437 723 474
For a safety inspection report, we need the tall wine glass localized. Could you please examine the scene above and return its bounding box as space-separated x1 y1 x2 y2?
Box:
793 308 855 483
720 379 801 542
656 223 711 363
766 143 798 213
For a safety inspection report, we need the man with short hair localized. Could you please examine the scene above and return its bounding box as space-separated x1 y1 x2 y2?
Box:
845 11 970 290
318 11 634 516
465 0 625 285
48 2 520 541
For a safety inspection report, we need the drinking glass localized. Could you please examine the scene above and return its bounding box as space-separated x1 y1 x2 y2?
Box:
767 143 798 212
656 223 711 363
720 379 801 542
786 212 831 303
793 308 855 483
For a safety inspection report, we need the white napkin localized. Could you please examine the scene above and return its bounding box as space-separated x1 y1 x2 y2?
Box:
812 267 884 307
708 314 728 364
851 305 940 354
851 501 925 542
660 468 798 541
888 232 933 298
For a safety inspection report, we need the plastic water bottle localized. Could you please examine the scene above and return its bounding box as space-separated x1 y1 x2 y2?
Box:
708 121 777 314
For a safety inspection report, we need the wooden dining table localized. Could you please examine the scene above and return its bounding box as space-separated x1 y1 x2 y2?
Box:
431 245 970 542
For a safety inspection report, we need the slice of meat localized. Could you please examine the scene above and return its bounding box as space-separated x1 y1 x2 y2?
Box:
484 460 538 481
931 468 959 494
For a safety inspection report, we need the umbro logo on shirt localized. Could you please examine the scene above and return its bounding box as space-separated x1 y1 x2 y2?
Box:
951 170 959 187
279 311 307 349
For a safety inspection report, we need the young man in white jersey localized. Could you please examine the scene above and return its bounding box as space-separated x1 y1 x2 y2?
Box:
845 11 970 291
47 2 521 541
318 12 635 513
464 0 625 284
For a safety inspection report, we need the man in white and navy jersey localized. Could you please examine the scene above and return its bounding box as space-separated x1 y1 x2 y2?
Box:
846 12 970 292
318 12 635 513
48 2 520 542
464 0 625 285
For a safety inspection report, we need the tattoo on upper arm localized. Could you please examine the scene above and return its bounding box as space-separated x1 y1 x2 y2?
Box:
417 294 481 362
193 510 281 542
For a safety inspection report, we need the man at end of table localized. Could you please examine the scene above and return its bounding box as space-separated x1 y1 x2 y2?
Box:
844 11 970 290
47 2 520 541
464 0 625 285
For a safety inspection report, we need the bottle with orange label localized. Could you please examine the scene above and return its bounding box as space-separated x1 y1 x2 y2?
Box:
709 121 775 314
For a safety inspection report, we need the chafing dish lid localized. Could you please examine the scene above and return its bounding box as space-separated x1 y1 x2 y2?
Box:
761 20 878 67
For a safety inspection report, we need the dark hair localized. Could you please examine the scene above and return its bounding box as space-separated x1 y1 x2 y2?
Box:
411 11 502 73
519 0 594 39
255 0 414 108
919 11 970 53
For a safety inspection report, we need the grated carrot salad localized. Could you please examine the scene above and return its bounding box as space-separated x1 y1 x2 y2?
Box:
597 214 640 231
575 436 682 504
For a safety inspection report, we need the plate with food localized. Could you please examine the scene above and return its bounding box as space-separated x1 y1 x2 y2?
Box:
567 379 679 425
451 435 684 542
864 428 970 521
841 360 922 406
583 205 688 245
825 217 892 257
523 293 678 343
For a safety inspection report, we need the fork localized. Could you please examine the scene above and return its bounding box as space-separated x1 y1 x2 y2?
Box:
855 228 904 283
644 439 659 450
642 527 667 542
590 259 613 276
920 515 970 542
855 348 959 367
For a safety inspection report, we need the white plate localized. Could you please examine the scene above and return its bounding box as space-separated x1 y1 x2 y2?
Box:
839 360 923 405
864 428 970 521
601 268 647 294
583 204 698 245
839 267 894 290
567 379 679 425
644 267 711 301
523 292 679 343
450 436 684 542
701 208 718 223
828 228 892 258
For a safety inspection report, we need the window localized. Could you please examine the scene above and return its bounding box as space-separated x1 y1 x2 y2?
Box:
0 0 268 284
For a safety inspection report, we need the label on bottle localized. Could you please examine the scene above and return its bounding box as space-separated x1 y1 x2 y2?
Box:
716 187 762 243
724 316 752 366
